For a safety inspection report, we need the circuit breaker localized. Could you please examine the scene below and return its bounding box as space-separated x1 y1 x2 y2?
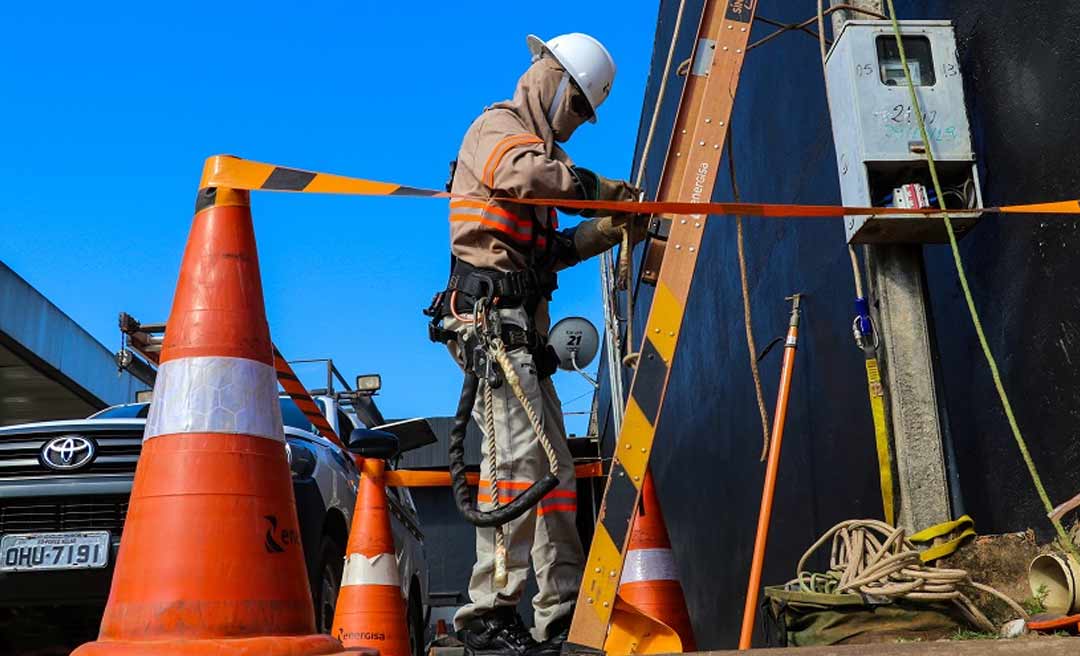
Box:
825 20 983 243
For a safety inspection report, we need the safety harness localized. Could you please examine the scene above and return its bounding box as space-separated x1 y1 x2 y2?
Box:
426 261 560 375
425 163 567 554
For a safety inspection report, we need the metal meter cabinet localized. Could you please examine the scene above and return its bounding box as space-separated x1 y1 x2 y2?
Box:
826 20 983 243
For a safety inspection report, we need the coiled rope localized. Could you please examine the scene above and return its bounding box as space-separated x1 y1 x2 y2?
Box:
792 519 1028 633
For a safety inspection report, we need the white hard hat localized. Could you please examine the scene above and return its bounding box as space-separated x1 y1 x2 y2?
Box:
527 33 616 123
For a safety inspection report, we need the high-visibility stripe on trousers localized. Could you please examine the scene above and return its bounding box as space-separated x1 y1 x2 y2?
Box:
478 479 578 516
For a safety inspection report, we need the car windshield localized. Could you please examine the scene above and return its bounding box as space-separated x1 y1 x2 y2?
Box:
281 398 319 433
90 398 324 434
89 403 151 419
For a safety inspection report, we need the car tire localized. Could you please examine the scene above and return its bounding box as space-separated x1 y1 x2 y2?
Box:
408 580 426 656
314 535 344 634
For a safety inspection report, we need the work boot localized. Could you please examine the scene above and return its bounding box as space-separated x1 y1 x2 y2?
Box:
458 608 536 656
526 615 571 656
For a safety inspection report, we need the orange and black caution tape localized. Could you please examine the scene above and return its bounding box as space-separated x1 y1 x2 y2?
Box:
272 346 345 450
199 154 1080 218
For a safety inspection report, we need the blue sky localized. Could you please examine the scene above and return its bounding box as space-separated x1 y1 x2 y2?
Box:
0 1 659 434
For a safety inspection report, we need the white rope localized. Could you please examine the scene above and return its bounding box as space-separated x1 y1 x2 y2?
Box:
484 379 508 588
792 519 1028 633
489 336 559 476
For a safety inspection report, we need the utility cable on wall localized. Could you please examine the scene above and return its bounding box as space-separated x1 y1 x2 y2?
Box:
726 129 772 462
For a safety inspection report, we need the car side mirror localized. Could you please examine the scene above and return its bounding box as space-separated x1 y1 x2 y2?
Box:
348 428 399 460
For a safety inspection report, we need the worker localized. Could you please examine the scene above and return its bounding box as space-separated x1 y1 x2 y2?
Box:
426 32 645 656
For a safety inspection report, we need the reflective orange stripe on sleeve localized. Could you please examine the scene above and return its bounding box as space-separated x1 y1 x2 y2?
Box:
482 134 545 188
450 199 547 247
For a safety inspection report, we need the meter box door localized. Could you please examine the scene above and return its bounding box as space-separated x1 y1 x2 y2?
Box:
825 20 983 244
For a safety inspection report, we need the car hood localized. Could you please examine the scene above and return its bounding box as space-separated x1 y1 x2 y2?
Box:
0 417 337 449
0 418 147 437
0 417 344 455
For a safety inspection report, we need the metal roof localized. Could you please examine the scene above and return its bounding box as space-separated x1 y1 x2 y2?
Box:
0 261 151 426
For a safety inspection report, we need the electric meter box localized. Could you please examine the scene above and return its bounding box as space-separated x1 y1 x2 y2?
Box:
825 20 983 243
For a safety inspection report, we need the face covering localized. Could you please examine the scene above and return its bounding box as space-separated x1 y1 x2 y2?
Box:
549 75 591 143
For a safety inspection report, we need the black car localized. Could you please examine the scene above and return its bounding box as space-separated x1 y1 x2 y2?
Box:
0 395 429 647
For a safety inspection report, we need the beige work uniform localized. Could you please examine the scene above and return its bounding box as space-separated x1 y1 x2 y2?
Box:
448 57 590 640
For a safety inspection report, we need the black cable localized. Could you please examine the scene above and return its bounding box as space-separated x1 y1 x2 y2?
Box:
447 371 558 528
757 336 786 363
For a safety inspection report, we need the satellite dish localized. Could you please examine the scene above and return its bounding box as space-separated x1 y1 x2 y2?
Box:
548 317 600 372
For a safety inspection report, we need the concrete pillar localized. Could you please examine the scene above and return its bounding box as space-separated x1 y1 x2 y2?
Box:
830 0 952 532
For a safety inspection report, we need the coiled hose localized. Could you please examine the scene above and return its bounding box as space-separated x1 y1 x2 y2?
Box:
447 371 558 528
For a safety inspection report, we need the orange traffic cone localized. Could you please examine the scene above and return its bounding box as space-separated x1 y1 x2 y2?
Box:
332 446 411 656
604 471 696 654
74 187 341 655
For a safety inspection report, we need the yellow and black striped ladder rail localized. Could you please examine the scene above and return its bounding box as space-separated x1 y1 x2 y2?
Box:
564 0 758 653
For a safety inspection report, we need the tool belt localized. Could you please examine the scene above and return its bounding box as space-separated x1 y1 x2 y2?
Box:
424 260 560 379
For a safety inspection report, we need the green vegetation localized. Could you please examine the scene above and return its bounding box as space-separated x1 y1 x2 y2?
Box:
1021 583 1050 616
951 628 997 641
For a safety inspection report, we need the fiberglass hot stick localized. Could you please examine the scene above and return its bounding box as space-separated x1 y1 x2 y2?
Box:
884 0 1080 559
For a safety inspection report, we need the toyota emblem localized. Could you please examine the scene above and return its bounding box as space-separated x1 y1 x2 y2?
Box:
41 435 96 471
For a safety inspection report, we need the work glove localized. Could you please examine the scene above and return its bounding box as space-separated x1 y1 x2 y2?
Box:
597 176 641 202
572 213 650 262
570 167 642 216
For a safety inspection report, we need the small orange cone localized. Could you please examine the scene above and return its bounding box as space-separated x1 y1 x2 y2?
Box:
604 471 696 654
331 453 411 656
74 187 341 656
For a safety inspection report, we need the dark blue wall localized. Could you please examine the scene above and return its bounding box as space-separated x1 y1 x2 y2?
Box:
597 0 1080 648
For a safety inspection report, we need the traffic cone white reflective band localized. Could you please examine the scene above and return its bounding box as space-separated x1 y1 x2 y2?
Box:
342 552 401 587
144 356 284 442
622 547 678 583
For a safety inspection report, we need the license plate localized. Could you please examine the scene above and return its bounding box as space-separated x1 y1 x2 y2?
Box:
0 531 110 572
